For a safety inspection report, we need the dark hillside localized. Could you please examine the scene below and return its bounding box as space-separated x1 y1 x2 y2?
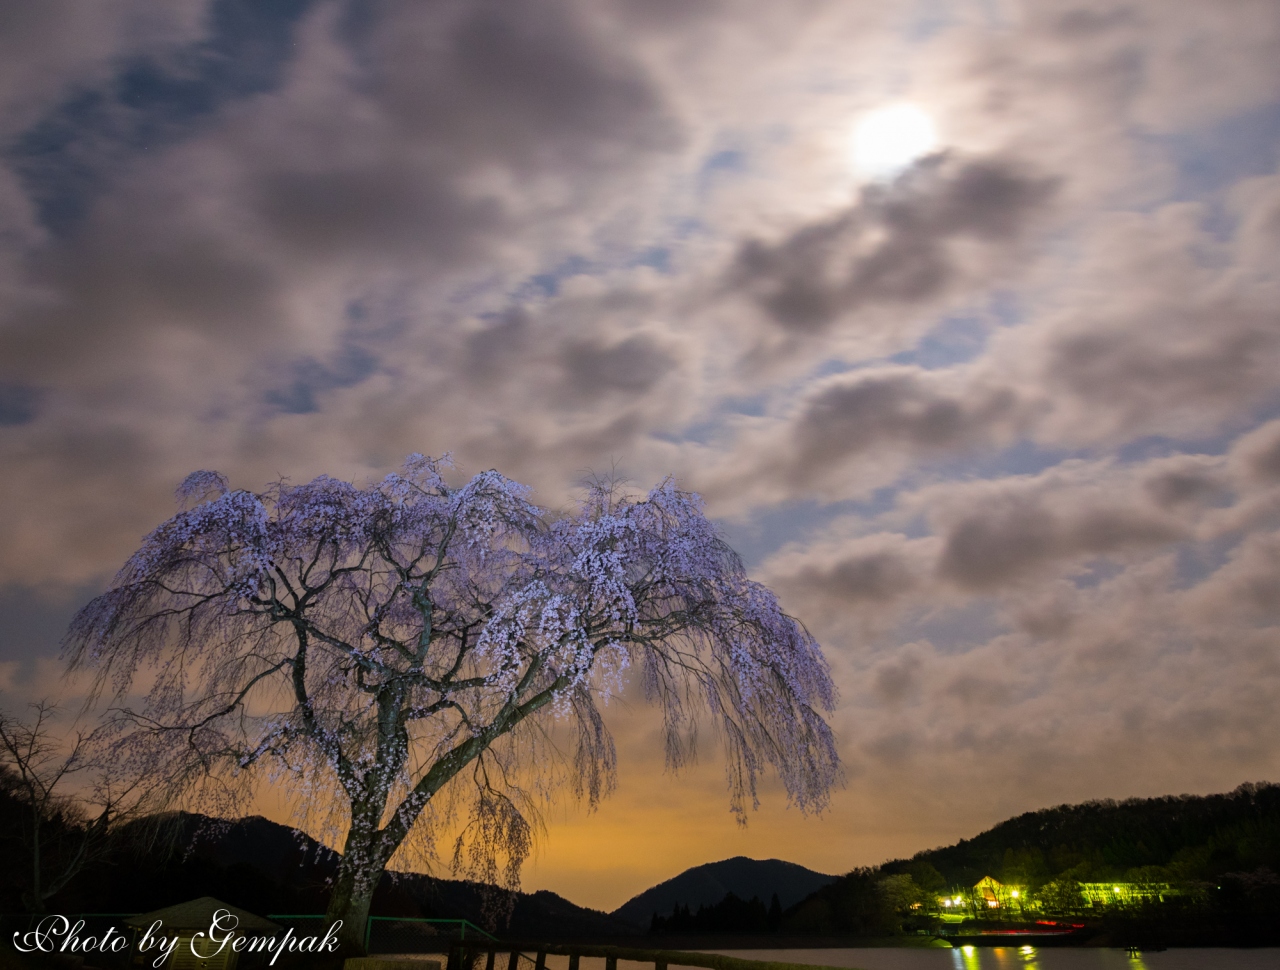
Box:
612 856 837 929
882 781 1280 886
7 802 636 941
782 782 1280 946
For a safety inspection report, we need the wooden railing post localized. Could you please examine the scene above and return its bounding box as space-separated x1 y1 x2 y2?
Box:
486 950 496 970
488 940 873 970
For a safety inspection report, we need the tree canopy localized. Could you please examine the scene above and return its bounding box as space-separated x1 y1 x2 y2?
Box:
64 456 839 949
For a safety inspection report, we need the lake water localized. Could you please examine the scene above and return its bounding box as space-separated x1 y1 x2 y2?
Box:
521 948 1279 970
703 947 1280 970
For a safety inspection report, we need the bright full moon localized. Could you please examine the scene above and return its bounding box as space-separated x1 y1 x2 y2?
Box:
851 104 938 178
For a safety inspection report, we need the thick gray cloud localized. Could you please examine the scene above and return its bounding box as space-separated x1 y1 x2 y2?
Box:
384 2 677 162
763 531 939 634
799 548 917 605
559 335 676 402
1233 419 1280 486
791 370 1017 469
3 0 1280 910
0 2 210 136
934 488 1184 591
1143 458 1227 509
699 365 1028 510
459 304 679 408
729 155 1059 333
0 0 698 586
2 0 681 360
756 440 1280 853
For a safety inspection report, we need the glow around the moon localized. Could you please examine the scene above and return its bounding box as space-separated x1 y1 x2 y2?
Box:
851 104 939 178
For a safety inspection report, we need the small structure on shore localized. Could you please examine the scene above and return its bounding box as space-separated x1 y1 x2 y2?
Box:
937 876 1026 915
124 897 279 970
975 875 1021 909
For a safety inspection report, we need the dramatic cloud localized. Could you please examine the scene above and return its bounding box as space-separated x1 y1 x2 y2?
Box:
2 0 1279 909
729 154 1059 334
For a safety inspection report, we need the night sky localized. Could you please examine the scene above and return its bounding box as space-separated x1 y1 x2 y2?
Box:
2 0 1280 912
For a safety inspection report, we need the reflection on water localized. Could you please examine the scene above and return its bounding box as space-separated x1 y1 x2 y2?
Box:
511 946 1274 970
948 944 1043 970
705 947 1280 970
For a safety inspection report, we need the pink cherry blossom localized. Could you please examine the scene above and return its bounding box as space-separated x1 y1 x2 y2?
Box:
65 456 838 947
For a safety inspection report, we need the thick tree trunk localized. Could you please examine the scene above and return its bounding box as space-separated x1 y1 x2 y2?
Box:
326 797 398 955
326 852 380 954
27 807 44 913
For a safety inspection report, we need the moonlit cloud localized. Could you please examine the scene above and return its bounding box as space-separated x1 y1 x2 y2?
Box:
851 105 938 179
2 0 1279 911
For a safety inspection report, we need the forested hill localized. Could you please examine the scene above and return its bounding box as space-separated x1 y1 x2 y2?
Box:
776 783 1280 945
881 782 1280 888
0 801 636 940
613 857 837 928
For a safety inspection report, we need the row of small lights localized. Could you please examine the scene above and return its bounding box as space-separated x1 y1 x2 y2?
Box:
942 890 1018 907
941 885 1126 907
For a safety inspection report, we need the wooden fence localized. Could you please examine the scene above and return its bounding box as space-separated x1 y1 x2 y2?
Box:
447 942 851 970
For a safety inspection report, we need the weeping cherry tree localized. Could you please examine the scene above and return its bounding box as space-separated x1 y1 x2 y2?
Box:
65 455 839 952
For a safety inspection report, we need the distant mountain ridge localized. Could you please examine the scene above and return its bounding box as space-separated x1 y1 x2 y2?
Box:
15 805 636 939
611 856 837 928
881 780 1280 886
781 782 1280 945
168 813 638 938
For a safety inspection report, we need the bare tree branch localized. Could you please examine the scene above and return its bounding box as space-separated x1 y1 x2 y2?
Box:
0 702 157 912
61 455 840 950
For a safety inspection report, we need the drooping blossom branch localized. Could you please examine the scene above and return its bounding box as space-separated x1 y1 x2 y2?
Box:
64 455 839 946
